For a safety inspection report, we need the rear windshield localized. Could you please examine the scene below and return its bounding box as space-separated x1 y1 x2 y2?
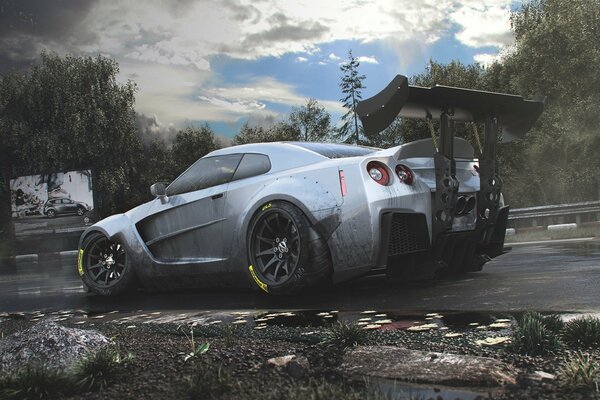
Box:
289 142 379 159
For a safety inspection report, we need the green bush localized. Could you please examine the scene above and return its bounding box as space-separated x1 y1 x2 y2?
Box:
558 352 600 392
563 316 600 349
323 321 369 348
511 312 561 355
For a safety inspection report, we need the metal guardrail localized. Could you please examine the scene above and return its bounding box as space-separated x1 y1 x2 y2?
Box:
509 200 600 220
508 201 600 228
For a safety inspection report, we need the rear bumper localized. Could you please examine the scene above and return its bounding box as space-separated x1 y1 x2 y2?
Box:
381 206 510 279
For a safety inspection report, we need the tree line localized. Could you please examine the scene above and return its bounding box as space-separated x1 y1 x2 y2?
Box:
0 0 598 237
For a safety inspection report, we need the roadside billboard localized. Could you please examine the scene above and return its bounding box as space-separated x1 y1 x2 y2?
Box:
10 170 95 237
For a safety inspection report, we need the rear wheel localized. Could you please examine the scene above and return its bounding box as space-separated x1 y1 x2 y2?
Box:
47 209 56 218
247 201 331 295
76 207 85 216
80 232 136 296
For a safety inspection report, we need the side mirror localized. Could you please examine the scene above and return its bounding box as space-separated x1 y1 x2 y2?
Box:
150 183 169 204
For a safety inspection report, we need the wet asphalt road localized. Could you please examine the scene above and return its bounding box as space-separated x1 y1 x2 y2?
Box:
0 238 599 314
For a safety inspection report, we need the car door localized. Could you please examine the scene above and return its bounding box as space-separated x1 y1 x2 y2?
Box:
65 199 77 213
135 154 243 262
57 199 69 213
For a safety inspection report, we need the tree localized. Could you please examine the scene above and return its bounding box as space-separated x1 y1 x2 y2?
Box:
365 117 404 148
338 50 366 144
289 99 331 141
171 125 220 174
502 0 600 205
232 122 300 145
0 52 141 218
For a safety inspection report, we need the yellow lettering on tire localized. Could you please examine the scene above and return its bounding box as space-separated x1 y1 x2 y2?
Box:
77 249 84 276
261 203 272 212
249 265 269 293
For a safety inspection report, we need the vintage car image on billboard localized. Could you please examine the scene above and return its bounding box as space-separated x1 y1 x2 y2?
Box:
10 170 95 237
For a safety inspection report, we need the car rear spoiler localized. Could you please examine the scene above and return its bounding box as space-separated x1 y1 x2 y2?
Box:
357 75 544 244
356 74 544 143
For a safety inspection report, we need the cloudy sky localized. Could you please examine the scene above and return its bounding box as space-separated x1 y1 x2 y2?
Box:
0 0 519 138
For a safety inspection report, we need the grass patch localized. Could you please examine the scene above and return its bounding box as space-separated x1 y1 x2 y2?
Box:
72 346 133 392
323 321 369 348
0 363 74 399
505 226 600 243
186 364 232 400
0 346 133 399
558 352 600 392
511 312 562 356
563 316 600 349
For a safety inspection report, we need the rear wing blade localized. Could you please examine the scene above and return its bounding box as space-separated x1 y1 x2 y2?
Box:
356 74 544 143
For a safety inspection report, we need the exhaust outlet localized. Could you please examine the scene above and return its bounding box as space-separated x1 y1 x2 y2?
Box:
465 196 476 214
455 196 467 216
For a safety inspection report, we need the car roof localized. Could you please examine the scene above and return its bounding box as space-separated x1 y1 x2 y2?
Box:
207 142 378 172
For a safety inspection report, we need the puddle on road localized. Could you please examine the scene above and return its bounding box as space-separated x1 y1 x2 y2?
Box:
251 310 510 332
373 379 494 400
557 240 600 257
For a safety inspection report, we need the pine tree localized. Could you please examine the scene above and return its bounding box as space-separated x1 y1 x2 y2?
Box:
338 50 366 144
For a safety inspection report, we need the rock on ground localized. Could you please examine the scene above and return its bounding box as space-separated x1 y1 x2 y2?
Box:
267 354 310 379
341 346 516 387
0 321 110 372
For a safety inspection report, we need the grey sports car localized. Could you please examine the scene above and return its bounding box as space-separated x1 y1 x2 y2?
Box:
78 74 543 296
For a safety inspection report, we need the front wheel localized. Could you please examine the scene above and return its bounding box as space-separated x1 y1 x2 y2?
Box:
76 207 85 216
79 232 136 296
247 201 331 295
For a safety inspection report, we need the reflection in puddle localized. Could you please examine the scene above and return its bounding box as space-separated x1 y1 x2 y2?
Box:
374 379 492 400
251 310 511 332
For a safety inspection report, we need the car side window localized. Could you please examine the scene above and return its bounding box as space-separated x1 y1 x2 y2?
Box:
232 154 271 181
167 154 243 196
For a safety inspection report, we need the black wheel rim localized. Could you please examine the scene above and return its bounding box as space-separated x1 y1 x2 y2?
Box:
84 236 127 287
250 210 301 284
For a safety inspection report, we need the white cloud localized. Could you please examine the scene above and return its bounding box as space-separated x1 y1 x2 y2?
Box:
450 3 514 48
13 0 515 126
198 96 266 114
473 52 501 68
357 56 379 64
199 76 345 117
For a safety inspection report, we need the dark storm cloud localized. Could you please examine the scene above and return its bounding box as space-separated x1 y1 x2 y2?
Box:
0 0 98 71
221 0 261 23
135 113 178 146
0 0 97 40
242 18 329 46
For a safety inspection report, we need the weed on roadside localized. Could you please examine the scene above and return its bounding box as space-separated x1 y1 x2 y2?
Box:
72 346 134 392
558 351 600 392
323 321 369 348
177 325 210 362
186 364 232 400
511 312 561 356
563 316 600 349
0 363 74 400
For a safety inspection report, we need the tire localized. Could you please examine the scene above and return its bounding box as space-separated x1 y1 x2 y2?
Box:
76 207 85 216
79 232 137 296
246 201 332 295
47 209 56 218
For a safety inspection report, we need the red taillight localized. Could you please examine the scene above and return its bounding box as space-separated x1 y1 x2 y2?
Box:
395 164 414 185
473 164 480 175
339 170 347 197
366 162 390 186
